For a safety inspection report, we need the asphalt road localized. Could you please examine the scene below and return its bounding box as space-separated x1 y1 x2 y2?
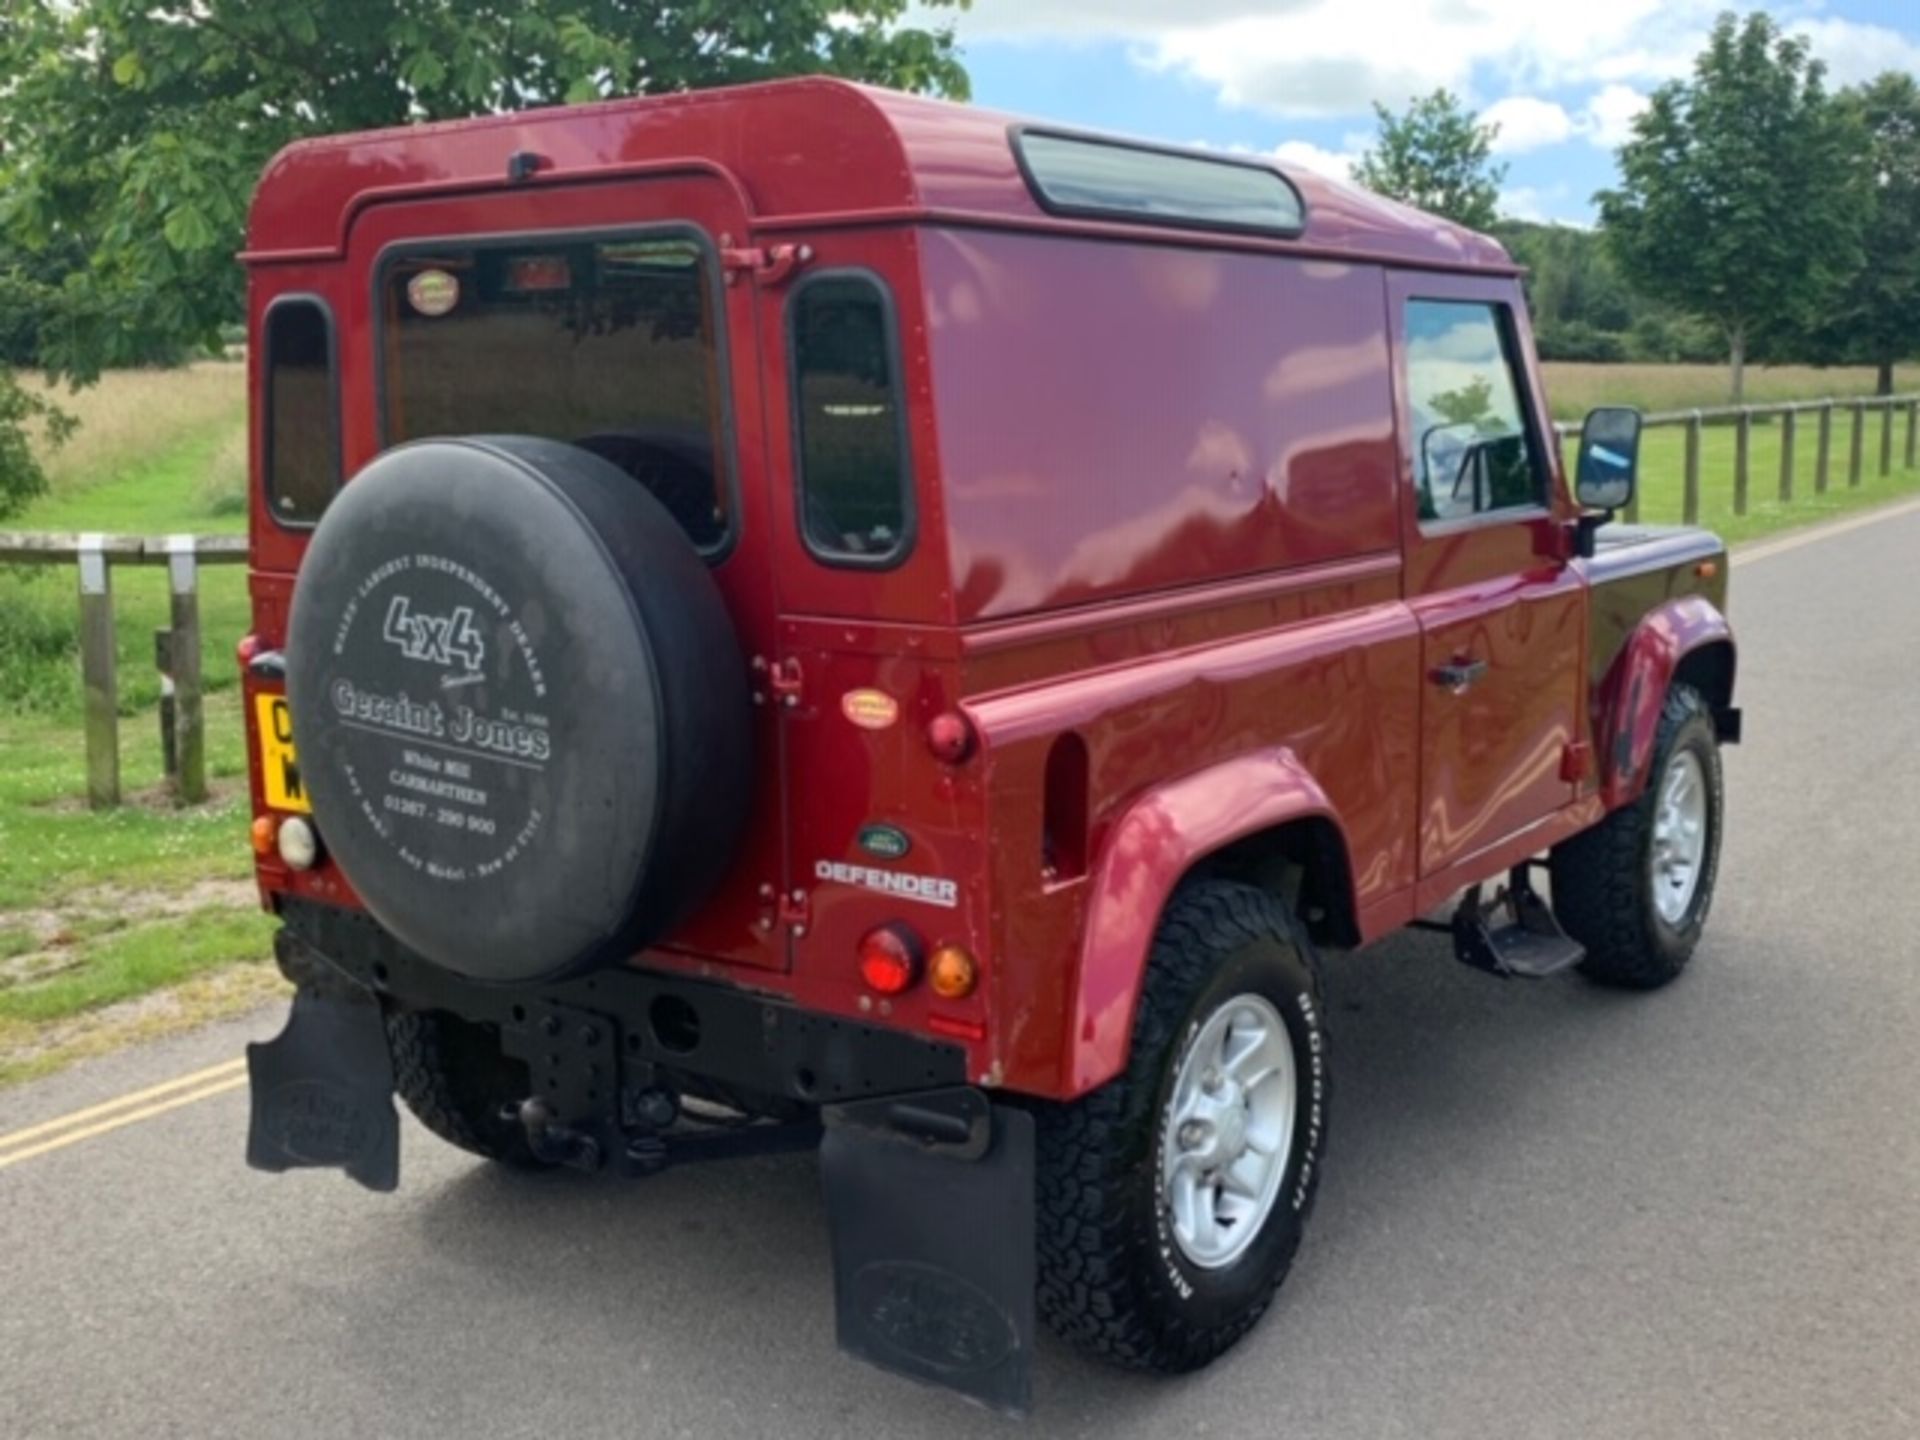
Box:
6 500 1920 1440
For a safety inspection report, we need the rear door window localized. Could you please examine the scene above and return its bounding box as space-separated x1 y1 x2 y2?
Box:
379 233 733 552
788 274 911 566
263 297 340 527
1404 300 1544 524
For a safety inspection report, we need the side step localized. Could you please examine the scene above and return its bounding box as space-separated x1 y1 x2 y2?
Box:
1448 867 1586 980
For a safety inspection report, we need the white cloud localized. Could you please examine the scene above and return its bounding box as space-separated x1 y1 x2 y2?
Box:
953 0 1729 118
1270 138 1358 181
1482 96 1575 154
1788 18 1920 88
1583 84 1650 149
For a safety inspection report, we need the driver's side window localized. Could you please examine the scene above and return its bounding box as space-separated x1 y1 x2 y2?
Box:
1405 300 1542 525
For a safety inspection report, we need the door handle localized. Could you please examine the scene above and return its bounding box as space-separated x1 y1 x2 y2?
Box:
1429 658 1489 694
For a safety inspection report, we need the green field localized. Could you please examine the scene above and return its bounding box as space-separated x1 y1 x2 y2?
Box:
0 363 278 1084
1 357 1919 1084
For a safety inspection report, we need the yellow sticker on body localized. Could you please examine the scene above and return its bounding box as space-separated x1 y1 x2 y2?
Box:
254 694 311 813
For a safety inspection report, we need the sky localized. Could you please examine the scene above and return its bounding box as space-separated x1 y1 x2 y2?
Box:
936 0 1920 226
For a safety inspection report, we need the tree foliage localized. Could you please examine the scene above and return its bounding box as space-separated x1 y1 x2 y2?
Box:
1353 89 1507 231
1597 11 1868 401
1795 72 1920 393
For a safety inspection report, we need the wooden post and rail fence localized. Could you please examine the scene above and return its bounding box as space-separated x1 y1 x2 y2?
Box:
4 392 1920 812
1554 392 1920 525
0 531 246 810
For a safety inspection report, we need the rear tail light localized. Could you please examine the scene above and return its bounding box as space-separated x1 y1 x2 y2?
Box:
858 924 923 995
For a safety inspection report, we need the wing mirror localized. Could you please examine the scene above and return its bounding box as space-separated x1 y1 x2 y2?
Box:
1575 406 1641 512
1570 406 1641 560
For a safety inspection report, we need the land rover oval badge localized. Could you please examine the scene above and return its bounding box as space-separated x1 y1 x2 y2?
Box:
857 824 912 860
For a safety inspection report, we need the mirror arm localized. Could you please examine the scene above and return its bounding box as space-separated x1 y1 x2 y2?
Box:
1572 509 1610 560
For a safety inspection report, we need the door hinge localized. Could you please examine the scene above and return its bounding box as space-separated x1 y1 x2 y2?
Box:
780 887 811 937
719 238 812 288
749 655 805 709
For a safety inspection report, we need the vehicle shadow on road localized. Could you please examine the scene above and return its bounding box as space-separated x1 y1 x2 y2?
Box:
388 929 1703 1436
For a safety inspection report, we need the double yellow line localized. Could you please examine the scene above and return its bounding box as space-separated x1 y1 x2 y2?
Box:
0 1057 247 1171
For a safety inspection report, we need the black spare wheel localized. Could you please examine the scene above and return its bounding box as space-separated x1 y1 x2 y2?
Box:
285 436 752 984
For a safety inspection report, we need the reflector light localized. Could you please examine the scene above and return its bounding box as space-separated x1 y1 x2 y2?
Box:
858 924 922 995
928 943 978 1000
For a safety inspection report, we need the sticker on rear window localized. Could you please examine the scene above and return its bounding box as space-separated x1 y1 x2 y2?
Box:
406 269 460 317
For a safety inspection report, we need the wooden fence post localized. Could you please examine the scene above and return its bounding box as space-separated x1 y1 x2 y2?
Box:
1881 400 1896 477
1908 399 1918 470
165 535 206 804
1817 401 1833 494
76 534 119 809
1734 407 1752 515
1849 400 1866 487
1684 410 1702 525
1779 406 1796 502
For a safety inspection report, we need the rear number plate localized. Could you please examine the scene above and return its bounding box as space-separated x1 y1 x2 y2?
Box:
255 694 310 813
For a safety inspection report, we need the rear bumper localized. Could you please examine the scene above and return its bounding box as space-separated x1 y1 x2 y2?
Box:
274 898 969 1109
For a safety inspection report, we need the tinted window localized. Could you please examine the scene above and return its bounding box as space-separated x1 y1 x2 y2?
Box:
790 276 909 564
264 299 338 526
1405 301 1543 524
381 236 730 551
1016 131 1305 235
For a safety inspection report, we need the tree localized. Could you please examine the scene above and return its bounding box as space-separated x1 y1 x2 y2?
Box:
1800 73 1920 395
1353 89 1507 231
1597 11 1868 403
0 1 972 506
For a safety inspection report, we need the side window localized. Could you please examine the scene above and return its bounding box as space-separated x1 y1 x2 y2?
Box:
1405 300 1543 525
264 298 339 527
789 275 910 565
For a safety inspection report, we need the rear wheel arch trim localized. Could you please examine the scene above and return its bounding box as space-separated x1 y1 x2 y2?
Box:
1061 748 1357 1097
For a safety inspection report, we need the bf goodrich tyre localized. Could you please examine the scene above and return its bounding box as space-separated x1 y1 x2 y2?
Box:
1551 683 1724 989
286 437 751 984
1035 879 1329 1372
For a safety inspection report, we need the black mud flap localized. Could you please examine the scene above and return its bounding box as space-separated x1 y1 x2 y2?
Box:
245 985 400 1193
820 1088 1036 1416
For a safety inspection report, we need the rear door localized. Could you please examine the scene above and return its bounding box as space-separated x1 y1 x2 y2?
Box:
1387 271 1585 882
346 174 792 970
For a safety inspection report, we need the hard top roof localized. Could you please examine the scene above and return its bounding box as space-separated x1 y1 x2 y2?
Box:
245 76 1513 273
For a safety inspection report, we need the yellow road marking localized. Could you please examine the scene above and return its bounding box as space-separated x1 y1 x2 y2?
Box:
0 1057 245 1156
0 1075 247 1171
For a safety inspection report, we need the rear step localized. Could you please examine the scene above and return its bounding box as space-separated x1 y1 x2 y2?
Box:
1425 866 1586 979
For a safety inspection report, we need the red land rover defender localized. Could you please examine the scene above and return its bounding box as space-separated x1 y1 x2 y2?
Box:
241 80 1739 1412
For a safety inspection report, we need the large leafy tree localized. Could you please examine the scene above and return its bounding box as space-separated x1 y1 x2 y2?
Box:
1794 72 1920 394
0 0 971 518
1353 89 1507 231
1598 11 1868 403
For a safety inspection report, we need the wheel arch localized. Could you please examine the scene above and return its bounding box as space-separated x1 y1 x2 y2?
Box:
1596 595 1736 809
1061 747 1356 1097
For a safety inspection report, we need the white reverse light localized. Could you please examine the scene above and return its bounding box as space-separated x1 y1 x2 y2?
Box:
276 816 321 871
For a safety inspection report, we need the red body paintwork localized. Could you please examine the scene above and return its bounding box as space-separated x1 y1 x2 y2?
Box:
242 79 1736 1102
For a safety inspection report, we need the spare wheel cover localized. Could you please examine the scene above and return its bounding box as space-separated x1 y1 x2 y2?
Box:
285 436 750 983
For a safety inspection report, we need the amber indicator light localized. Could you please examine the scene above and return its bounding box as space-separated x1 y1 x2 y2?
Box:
250 815 279 857
928 943 978 1000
